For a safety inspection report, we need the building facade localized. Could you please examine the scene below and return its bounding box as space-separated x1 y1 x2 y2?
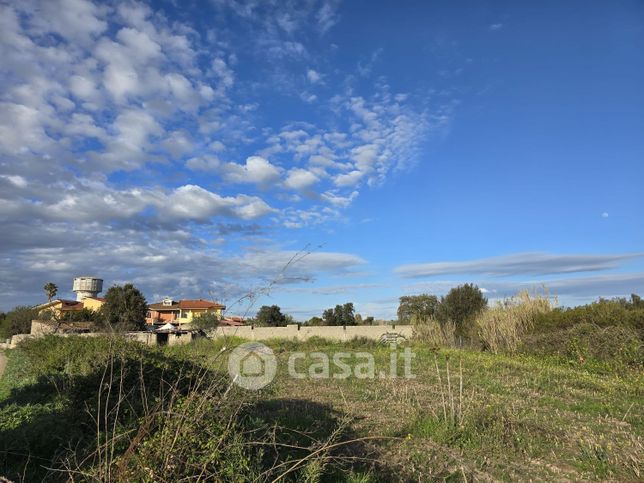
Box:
146 298 226 326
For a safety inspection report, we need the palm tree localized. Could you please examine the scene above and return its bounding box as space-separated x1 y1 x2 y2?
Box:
43 282 58 304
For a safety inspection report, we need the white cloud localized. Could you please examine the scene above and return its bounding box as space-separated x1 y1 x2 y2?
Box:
334 170 364 187
1 175 28 188
186 155 222 171
284 168 319 190
307 68 322 83
321 190 358 208
395 252 644 279
33 0 108 45
223 156 282 185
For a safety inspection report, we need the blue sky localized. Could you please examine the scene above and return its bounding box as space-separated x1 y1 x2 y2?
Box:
1 0 643 319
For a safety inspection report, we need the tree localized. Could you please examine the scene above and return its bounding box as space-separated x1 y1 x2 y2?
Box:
322 308 336 325
0 306 38 339
397 294 440 323
255 305 288 327
61 308 102 323
99 283 148 332
437 284 487 336
43 282 58 304
322 303 356 326
307 316 324 326
192 312 221 330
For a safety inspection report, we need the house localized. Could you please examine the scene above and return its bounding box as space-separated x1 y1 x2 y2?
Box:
35 297 106 317
146 298 226 327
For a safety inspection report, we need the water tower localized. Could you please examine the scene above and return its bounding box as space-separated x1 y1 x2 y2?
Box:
72 276 103 301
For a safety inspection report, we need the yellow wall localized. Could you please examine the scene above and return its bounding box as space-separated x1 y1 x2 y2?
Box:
83 298 105 312
37 300 64 317
176 307 223 324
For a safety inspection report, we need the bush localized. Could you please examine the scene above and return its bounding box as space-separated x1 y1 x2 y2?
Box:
530 298 644 335
521 323 643 369
0 306 38 339
60 307 102 323
0 336 363 481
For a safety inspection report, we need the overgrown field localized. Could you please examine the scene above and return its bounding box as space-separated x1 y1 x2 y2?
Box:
1 334 642 481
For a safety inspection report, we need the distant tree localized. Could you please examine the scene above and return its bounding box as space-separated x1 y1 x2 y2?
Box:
99 283 148 332
340 303 356 326
631 293 643 309
322 303 356 326
363 316 375 325
61 308 102 323
322 308 336 325
0 306 38 339
255 305 287 327
192 312 221 330
437 284 487 336
43 282 58 304
307 316 324 326
397 294 440 323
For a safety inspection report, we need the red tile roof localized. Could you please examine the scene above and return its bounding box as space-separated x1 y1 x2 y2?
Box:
61 300 84 311
178 299 225 309
148 299 226 311
219 318 245 326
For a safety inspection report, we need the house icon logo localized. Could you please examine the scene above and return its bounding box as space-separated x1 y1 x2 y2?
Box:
227 342 277 390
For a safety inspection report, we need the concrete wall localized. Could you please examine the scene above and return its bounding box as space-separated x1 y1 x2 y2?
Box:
210 324 413 342
0 320 413 349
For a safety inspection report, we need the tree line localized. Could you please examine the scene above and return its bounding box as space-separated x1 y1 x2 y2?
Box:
398 283 488 338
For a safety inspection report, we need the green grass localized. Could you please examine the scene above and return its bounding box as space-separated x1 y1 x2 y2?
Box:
1 336 642 481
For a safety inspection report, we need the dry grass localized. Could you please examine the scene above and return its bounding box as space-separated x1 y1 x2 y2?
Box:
474 290 553 353
412 316 457 348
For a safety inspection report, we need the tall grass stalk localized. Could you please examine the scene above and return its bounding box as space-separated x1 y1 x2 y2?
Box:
433 356 465 427
474 290 553 353
414 316 457 347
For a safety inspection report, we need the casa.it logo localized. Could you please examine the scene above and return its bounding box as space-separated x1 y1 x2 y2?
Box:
227 342 277 390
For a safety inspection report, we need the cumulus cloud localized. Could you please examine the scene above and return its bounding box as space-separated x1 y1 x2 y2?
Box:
395 252 644 279
284 168 319 190
223 156 283 186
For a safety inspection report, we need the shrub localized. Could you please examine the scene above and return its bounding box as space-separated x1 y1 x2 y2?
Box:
60 307 102 323
530 298 644 335
0 306 38 339
520 323 643 369
0 336 363 481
